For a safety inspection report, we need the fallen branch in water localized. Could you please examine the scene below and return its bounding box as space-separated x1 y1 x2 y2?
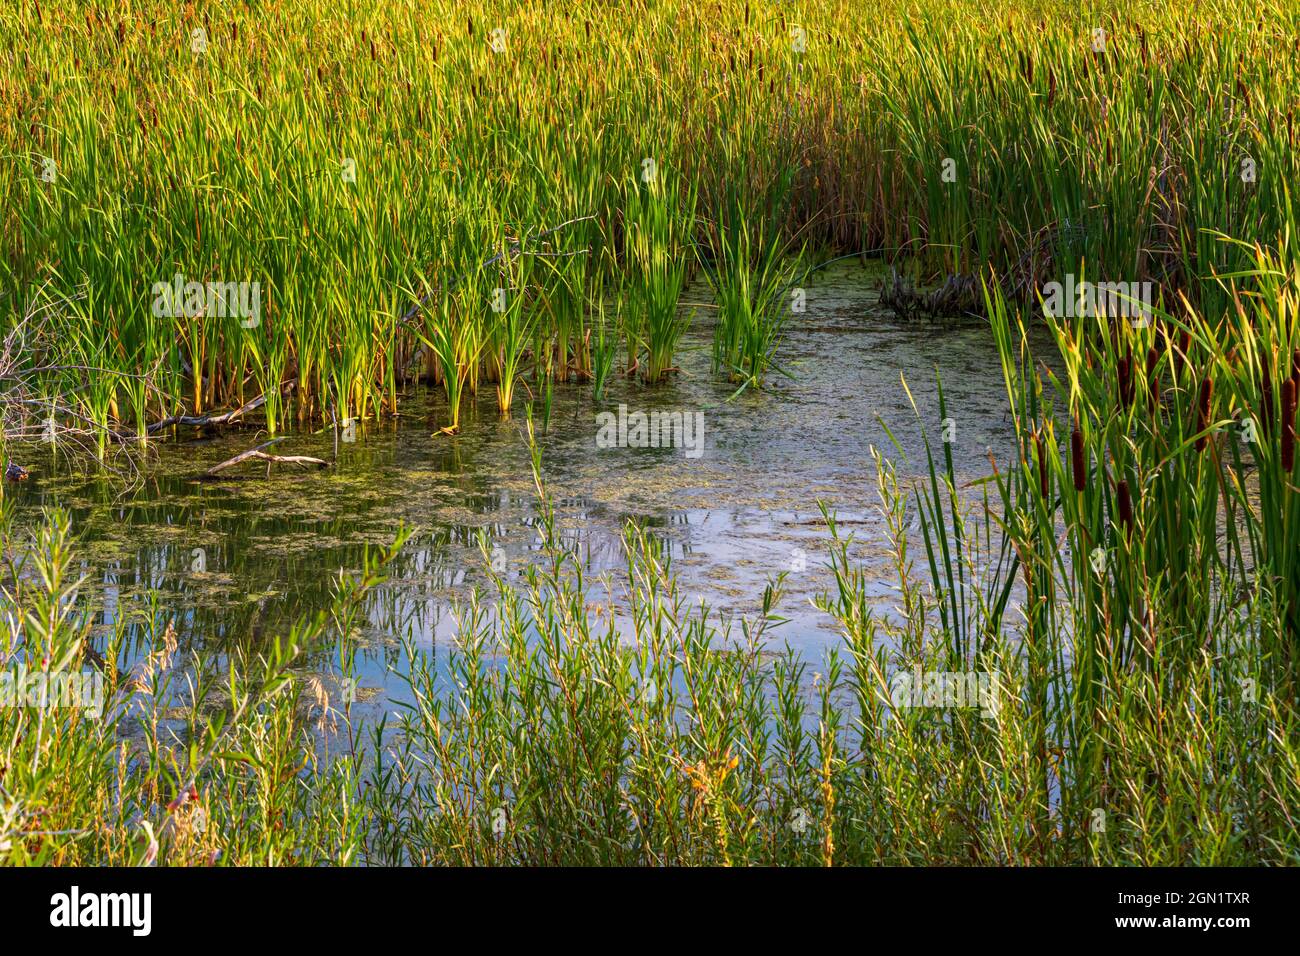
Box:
201 438 329 479
148 393 268 433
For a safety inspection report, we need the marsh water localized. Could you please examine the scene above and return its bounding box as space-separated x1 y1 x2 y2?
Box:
6 261 1051 722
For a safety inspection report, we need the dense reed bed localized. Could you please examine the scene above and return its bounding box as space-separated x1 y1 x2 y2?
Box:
3 0 1299 440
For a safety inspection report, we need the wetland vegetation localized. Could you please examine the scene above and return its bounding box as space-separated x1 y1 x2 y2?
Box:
1 0 1298 866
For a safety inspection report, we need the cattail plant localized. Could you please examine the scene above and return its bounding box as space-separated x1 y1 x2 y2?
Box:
1070 419 1086 491
1116 479 1134 535
1117 348 1134 408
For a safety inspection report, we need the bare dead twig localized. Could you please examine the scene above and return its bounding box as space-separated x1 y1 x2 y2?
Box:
200 438 328 478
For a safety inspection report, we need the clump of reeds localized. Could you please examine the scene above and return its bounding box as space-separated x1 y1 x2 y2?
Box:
622 172 696 383
701 151 802 392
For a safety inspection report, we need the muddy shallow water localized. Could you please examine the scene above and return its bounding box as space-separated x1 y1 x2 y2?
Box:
6 260 1054 719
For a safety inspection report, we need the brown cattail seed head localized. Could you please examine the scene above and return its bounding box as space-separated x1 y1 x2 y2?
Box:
1071 420 1086 491
1175 329 1191 378
1118 348 1134 408
1116 479 1134 534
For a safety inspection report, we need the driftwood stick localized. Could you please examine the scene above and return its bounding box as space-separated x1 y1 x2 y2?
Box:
149 393 269 433
202 438 329 478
